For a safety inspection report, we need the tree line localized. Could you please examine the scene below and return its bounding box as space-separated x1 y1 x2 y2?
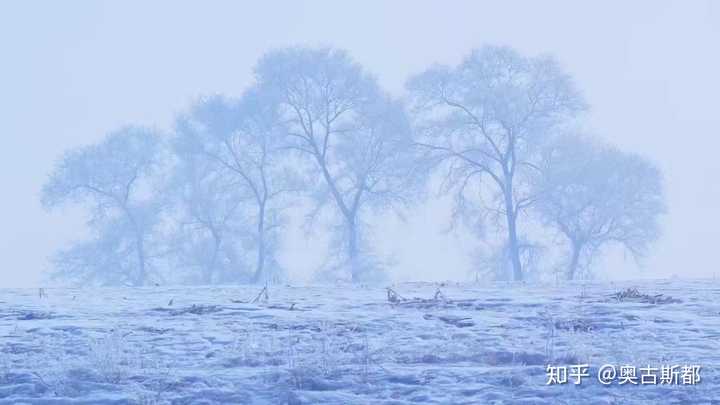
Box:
41 45 665 286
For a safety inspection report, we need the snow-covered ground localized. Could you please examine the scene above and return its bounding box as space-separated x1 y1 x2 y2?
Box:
1 279 718 404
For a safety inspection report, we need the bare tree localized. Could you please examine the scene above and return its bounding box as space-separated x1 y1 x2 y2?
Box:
174 90 291 284
407 46 585 281
41 127 163 286
535 135 665 280
254 47 419 282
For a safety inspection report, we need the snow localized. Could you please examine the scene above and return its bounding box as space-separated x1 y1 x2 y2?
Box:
1 280 718 404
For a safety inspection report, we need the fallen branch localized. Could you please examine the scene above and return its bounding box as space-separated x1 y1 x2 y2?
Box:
251 286 269 304
386 288 406 303
610 287 681 304
386 288 457 308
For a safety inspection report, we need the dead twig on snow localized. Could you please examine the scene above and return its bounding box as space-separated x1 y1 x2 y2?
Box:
251 286 269 304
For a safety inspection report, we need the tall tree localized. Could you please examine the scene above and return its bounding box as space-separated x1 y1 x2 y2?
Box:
407 46 585 281
165 144 247 284
42 127 163 286
254 47 418 282
174 90 290 283
535 135 665 280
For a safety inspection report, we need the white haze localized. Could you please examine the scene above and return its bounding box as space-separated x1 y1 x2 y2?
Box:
1 0 718 287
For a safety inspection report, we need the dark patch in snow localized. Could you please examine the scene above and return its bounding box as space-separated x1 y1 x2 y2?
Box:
15 311 56 321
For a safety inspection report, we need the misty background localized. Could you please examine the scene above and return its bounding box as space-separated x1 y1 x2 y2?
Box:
1 1 718 287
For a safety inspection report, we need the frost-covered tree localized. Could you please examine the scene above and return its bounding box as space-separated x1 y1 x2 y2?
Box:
41 127 163 285
254 47 418 282
165 143 248 284
535 135 665 280
407 46 585 281
174 90 291 284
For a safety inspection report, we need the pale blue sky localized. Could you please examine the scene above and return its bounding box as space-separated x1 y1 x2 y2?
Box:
1 1 719 286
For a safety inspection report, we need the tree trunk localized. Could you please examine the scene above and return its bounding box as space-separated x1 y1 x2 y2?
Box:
123 206 146 287
252 201 266 283
567 241 581 281
204 233 221 284
503 186 523 282
347 219 359 282
134 235 146 286
313 154 363 282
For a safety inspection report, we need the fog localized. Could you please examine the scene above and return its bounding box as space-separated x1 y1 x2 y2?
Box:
1 1 719 287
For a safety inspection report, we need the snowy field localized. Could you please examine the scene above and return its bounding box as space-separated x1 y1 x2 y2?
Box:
1 279 719 404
